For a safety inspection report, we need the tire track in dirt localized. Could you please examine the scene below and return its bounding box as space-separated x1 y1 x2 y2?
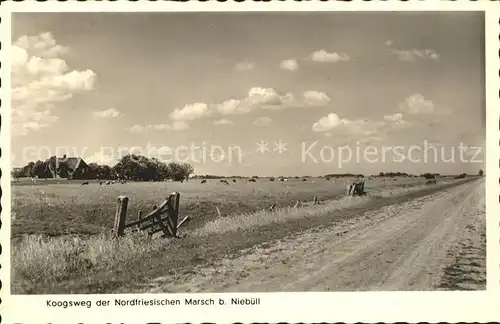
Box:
145 179 484 293
436 183 486 290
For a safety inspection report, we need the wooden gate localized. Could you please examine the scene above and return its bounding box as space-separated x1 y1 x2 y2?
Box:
113 192 187 238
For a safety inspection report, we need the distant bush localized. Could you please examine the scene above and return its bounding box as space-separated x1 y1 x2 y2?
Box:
421 173 439 180
377 172 411 177
324 173 364 178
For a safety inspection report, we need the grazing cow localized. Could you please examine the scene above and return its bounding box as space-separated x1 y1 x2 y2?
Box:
220 179 229 185
270 177 275 182
99 181 103 185
81 181 89 186
201 180 207 184
106 181 111 185
232 179 236 183
112 181 116 184
302 178 307 182
249 178 256 182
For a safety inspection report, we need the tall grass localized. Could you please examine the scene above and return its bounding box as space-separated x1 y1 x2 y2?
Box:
193 180 461 236
12 231 168 288
12 178 467 291
193 196 370 236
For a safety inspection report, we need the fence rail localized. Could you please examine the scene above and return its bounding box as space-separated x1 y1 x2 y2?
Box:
113 192 186 238
113 182 362 240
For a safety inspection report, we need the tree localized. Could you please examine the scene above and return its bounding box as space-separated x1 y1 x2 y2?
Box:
479 169 484 177
113 154 143 180
180 163 194 181
168 162 184 181
21 161 36 178
11 168 23 180
14 155 195 182
32 160 48 178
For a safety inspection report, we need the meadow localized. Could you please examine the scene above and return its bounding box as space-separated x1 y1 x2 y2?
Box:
12 176 431 239
11 176 469 293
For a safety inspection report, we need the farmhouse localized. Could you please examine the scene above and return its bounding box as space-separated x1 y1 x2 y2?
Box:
45 155 92 180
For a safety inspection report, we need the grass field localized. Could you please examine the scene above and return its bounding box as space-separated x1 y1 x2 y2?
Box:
11 176 474 294
12 176 431 238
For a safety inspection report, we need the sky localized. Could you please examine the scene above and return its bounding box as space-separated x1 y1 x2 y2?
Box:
11 12 485 176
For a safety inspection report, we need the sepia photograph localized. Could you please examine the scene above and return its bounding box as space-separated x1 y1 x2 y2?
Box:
3 0 500 321
8 10 489 296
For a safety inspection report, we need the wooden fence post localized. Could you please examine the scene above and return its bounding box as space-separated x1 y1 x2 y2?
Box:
114 196 129 237
215 206 223 217
169 192 180 236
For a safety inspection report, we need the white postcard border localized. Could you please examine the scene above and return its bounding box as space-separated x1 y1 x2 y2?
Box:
1 1 499 323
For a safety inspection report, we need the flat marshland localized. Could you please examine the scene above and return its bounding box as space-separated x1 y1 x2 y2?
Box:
11 176 484 293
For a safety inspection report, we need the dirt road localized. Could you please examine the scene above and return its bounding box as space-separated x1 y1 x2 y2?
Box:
144 179 485 292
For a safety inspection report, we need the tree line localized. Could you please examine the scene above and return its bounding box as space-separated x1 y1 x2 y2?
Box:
11 154 195 182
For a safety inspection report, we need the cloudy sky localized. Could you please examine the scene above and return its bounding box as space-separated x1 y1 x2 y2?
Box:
11 12 485 176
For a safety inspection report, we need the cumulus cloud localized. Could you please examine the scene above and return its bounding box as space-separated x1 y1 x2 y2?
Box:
383 112 403 122
213 118 234 126
391 49 439 61
397 94 451 119
128 121 189 133
312 113 348 132
235 62 254 71
93 108 123 118
250 88 329 110
161 121 189 131
303 90 331 107
312 113 387 138
216 99 251 115
178 87 331 122
383 112 411 128
247 87 295 109
128 125 145 133
280 59 298 71
398 94 437 115
11 32 97 136
310 50 350 63
313 101 425 144
386 42 439 61
253 117 273 127
170 102 212 121
15 32 70 58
